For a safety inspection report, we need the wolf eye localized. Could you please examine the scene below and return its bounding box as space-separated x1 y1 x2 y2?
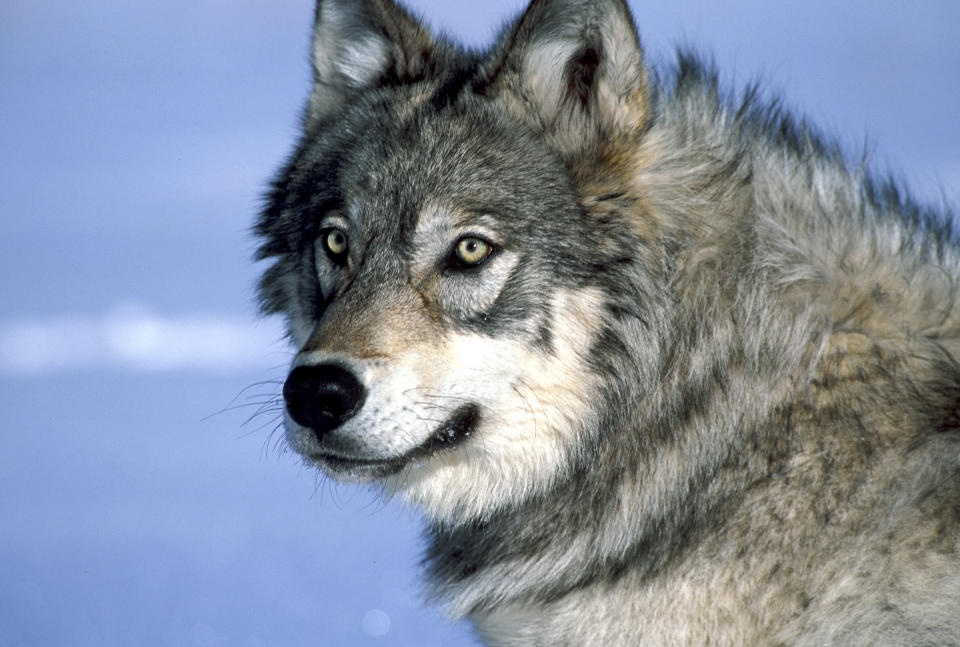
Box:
452 236 494 268
321 228 348 263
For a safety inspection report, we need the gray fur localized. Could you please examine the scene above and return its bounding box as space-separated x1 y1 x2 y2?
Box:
255 0 960 644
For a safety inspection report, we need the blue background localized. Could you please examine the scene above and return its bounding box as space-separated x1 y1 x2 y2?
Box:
1 1 958 645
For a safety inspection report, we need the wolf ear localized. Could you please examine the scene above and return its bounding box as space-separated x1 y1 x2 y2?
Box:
483 0 650 158
308 0 434 123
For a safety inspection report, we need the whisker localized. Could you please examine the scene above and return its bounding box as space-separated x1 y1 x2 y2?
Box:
240 409 285 441
242 399 285 426
204 379 284 422
259 420 286 460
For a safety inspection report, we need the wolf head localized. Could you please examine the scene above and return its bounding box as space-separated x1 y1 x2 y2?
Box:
256 0 662 522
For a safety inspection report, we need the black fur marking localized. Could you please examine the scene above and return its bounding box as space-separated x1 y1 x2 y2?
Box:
430 64 481 110
566 45 601 108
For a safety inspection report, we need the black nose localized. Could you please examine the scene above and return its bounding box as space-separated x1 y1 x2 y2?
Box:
283 364 366 440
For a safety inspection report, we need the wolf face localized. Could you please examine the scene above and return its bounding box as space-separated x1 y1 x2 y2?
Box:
276 111 610 520
258 0 656 522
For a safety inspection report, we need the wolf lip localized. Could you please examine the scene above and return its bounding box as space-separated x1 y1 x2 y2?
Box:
312 452 381 467
312 451 401 473
416 403 481 456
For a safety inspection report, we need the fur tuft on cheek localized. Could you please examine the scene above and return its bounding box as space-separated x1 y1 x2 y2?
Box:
387 287 609 523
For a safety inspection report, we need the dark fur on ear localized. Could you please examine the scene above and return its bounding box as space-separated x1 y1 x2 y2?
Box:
480 0 652 160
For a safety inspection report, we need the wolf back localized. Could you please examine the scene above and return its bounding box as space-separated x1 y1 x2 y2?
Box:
255 0 960 644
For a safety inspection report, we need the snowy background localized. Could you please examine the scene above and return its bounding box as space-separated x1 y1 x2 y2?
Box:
1 1 958 645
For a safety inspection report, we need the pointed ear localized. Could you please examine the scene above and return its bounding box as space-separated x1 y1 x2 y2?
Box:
483 0 651 158
308 0 435 123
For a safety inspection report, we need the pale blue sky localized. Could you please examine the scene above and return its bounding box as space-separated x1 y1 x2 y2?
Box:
1 1 957 645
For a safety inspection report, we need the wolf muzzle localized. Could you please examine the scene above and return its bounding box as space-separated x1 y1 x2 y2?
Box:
282 364 366 439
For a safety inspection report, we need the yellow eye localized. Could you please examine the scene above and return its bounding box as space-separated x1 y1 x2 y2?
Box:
323 228 348 259
454 237 493 266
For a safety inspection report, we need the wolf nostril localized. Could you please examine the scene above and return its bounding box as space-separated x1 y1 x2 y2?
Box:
282 364 366 440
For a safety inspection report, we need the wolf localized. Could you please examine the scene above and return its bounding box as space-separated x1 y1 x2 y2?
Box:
254 0 960 644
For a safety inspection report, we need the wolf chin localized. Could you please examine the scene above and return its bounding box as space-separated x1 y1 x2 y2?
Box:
255 0 960 644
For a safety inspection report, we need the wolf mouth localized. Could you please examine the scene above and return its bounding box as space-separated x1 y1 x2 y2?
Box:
415 402 481 456
311 403 481 475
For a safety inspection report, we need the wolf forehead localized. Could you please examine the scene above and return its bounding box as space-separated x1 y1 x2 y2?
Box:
273 89 580 238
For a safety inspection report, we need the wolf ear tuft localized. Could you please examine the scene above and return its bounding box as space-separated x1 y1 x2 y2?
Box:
309 0 434 123
566 45 602 108
483 0 650 159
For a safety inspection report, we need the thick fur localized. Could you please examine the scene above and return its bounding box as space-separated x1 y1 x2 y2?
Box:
255 1 960 644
